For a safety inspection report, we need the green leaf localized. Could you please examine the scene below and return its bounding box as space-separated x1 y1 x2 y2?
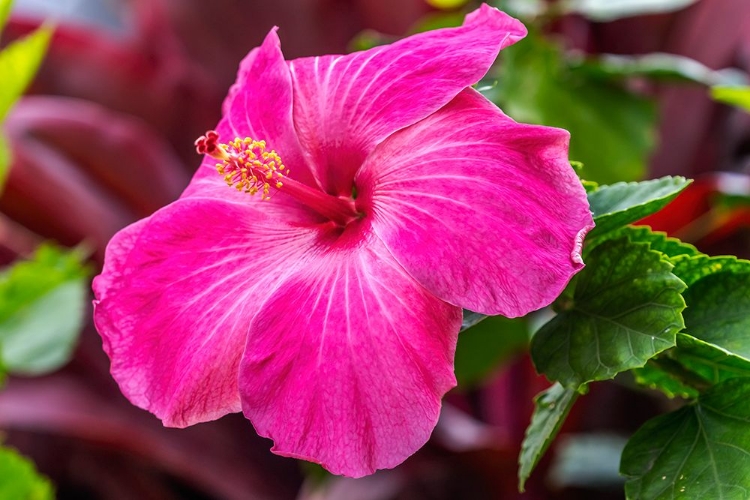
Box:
681 270 750 360
0 0 12 33
496 0 547 18
632 361 700 399
299 461 331 485
531 238 685 387
1 281 86 374
572 53 747 87
423 0 469 10
631 331 750 400
461 310 488 331
494 31 656 184
587 176 691 237
518 383 580 491
0 244 89 375
671 255 750 287
596 225 699 260
711 86 750 112
674 334 750 385
455 315 528 387
561 0 699 22
621 378 750 499
407 11 465 33
0 445 54 500
582 180 599 193
0 135 9 192
0 24 52 121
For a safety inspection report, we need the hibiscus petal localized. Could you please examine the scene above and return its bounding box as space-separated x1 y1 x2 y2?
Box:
93 198 323 427
358 88 593 317
289 4 526 195
188 28 316 190
239 230 461 477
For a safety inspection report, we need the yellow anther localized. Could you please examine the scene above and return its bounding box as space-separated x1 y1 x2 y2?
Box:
208 136 286 201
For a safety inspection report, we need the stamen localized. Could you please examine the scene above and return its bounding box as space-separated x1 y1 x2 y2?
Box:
195 130 362 226
195 130 287 201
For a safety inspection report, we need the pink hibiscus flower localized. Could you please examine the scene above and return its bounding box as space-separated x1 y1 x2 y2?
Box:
93 5 593 477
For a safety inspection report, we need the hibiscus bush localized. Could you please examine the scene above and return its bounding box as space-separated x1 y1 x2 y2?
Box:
3 0 750 498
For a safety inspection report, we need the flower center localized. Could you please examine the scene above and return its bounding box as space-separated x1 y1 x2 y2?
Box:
195 130 362 226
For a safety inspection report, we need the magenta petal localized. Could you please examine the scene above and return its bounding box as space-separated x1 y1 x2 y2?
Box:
289 4 526 194
239 232 462 477
188 28 316 191
358 89 593 317
93 199 322 427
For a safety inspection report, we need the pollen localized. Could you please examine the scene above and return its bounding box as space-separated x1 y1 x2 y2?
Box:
195 131 287 200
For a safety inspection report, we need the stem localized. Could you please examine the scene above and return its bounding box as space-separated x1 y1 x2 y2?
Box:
198 131 362 226
648 357 713 394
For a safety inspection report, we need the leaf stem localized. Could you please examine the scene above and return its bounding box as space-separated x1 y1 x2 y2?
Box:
648 357 712 393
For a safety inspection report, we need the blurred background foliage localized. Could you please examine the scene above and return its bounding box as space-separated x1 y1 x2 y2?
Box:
1 0 750 498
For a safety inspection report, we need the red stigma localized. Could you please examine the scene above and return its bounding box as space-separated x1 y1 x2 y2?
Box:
195 130 220 155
